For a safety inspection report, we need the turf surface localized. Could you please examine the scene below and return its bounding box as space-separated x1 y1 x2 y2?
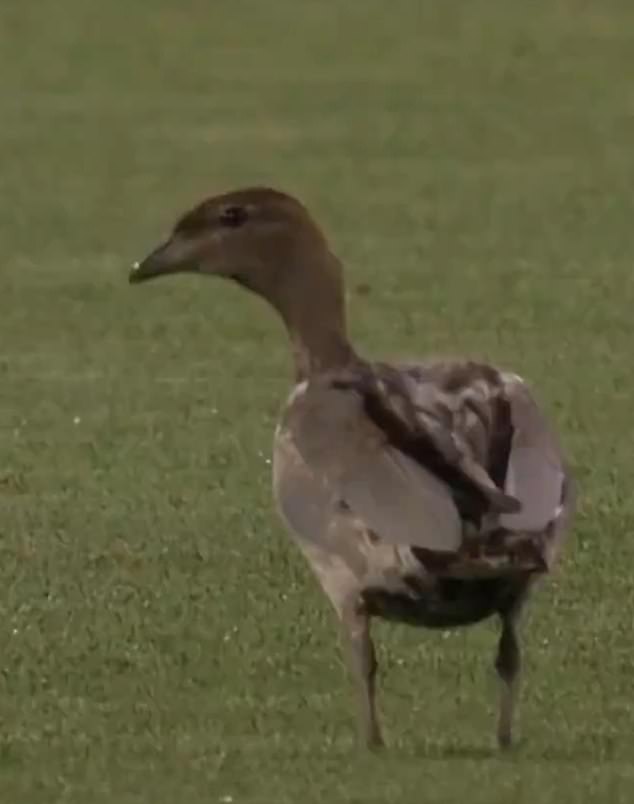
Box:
2 1 634 801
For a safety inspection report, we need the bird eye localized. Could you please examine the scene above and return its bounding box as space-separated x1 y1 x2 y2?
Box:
219 205 248 228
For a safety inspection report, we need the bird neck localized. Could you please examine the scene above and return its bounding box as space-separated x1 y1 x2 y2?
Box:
275 251 358 381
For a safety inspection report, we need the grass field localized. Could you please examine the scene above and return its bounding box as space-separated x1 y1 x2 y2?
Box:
2 1 634 801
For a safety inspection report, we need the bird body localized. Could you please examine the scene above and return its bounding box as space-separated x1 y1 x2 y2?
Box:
130 187 575 749
274 360 571 598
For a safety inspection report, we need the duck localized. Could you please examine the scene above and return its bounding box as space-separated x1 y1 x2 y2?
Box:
129 187 575 750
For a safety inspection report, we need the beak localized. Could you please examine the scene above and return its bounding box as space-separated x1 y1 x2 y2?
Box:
129 236 197 284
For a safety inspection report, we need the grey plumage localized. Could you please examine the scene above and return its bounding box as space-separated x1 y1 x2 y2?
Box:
276 362 571 580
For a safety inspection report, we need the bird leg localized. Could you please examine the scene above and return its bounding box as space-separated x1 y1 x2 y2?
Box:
341 600 384 750
495 608 522 749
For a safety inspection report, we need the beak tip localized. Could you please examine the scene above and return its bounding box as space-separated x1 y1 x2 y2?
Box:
129 261 143 284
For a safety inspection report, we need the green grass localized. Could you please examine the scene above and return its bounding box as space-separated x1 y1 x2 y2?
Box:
1 0 634 800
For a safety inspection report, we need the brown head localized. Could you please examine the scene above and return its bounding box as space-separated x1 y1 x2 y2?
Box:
130 187 357 378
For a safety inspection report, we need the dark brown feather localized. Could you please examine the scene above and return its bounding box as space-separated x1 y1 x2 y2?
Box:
331 361 519 526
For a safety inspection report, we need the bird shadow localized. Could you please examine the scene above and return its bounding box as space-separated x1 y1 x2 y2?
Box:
404 734 619 763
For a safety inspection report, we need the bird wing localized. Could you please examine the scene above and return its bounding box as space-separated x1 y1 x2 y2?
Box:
284 363 520 554
498 374 568 533
400 362 572 534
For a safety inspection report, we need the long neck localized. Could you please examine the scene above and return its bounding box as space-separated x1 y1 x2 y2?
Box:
274 251 359 380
